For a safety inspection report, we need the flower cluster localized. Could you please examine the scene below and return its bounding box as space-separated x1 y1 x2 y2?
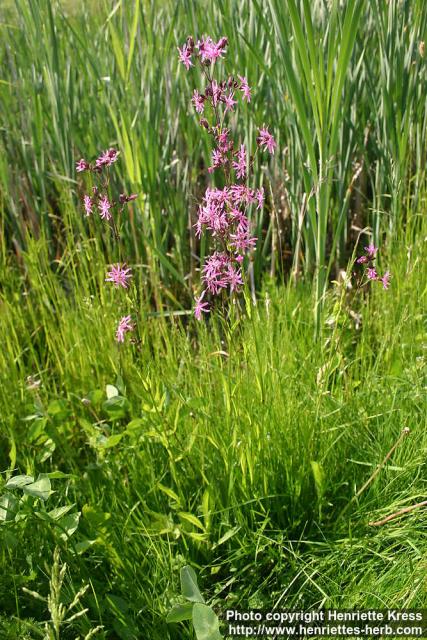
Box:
76 149 137 222
178 35 276 318
357 244 391 290
76 149 138 342
178 36 228 69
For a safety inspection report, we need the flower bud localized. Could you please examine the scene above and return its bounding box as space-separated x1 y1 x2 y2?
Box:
186 36 195 53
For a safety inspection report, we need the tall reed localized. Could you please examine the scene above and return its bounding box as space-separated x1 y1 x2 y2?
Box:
1 0 426 322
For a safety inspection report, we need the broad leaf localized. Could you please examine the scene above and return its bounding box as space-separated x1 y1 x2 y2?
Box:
22 475 51 501
192 604 222 640
180 566 205 603
101 433 124 448
0 493 18 522
166 603 194 623
48 504 75 520
5 475 34 489
58 511 80 540
103 396 130 419
106 384 119 399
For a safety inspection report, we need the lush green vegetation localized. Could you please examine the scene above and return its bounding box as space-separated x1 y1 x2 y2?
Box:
1 1 426 638
1 226 426 638
1 0 426 305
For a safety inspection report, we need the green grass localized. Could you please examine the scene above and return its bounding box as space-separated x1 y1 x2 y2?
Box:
0 220 426 637
1 1 427 638
1 0 426 311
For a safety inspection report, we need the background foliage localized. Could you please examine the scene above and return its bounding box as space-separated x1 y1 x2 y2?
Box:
0 1 426 638
1 0 426 306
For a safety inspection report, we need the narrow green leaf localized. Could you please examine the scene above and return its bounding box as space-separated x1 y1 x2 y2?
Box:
108 20 125 81
157 483 181 504
310 461 325 499
126 0 140 82
48 504 75 520
212 526 241 549
178 512 206 531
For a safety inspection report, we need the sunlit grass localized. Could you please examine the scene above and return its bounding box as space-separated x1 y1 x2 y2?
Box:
0 220 426 637
0 0 426 311
1 1 427 637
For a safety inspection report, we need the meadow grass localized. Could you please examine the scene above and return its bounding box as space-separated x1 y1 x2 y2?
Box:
1 0 426 314
0 215 426 637
1 0 427 638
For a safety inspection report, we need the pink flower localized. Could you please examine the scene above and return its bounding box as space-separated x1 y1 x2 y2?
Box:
83 194 93 216
195 187 231 236
208 148 226 174
202 251 230 294
238 76 251 102
98 196 112 220
357 255 368 264
226 265 243 292
223 92 237 113
229 184 256 205
194 290 209 320
208 80 222 107
177 44 193 70
257 127 277 155
381 271 391 290
230 228 257 253
366 268 378 281
192 90 205 113
76 158 89 172
197 36 227 64
96 148 119 168
365 244 378 259
217 128 230 151
256 188 264 210
105 263 133 288
229 208 249 230
232 144 247 179
178 35 261 313
201 252 246 294
116 315 134 343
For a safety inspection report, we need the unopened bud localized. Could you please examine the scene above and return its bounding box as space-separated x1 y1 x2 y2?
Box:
200 118 209 129
217 37 228 49
186 36 194 53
